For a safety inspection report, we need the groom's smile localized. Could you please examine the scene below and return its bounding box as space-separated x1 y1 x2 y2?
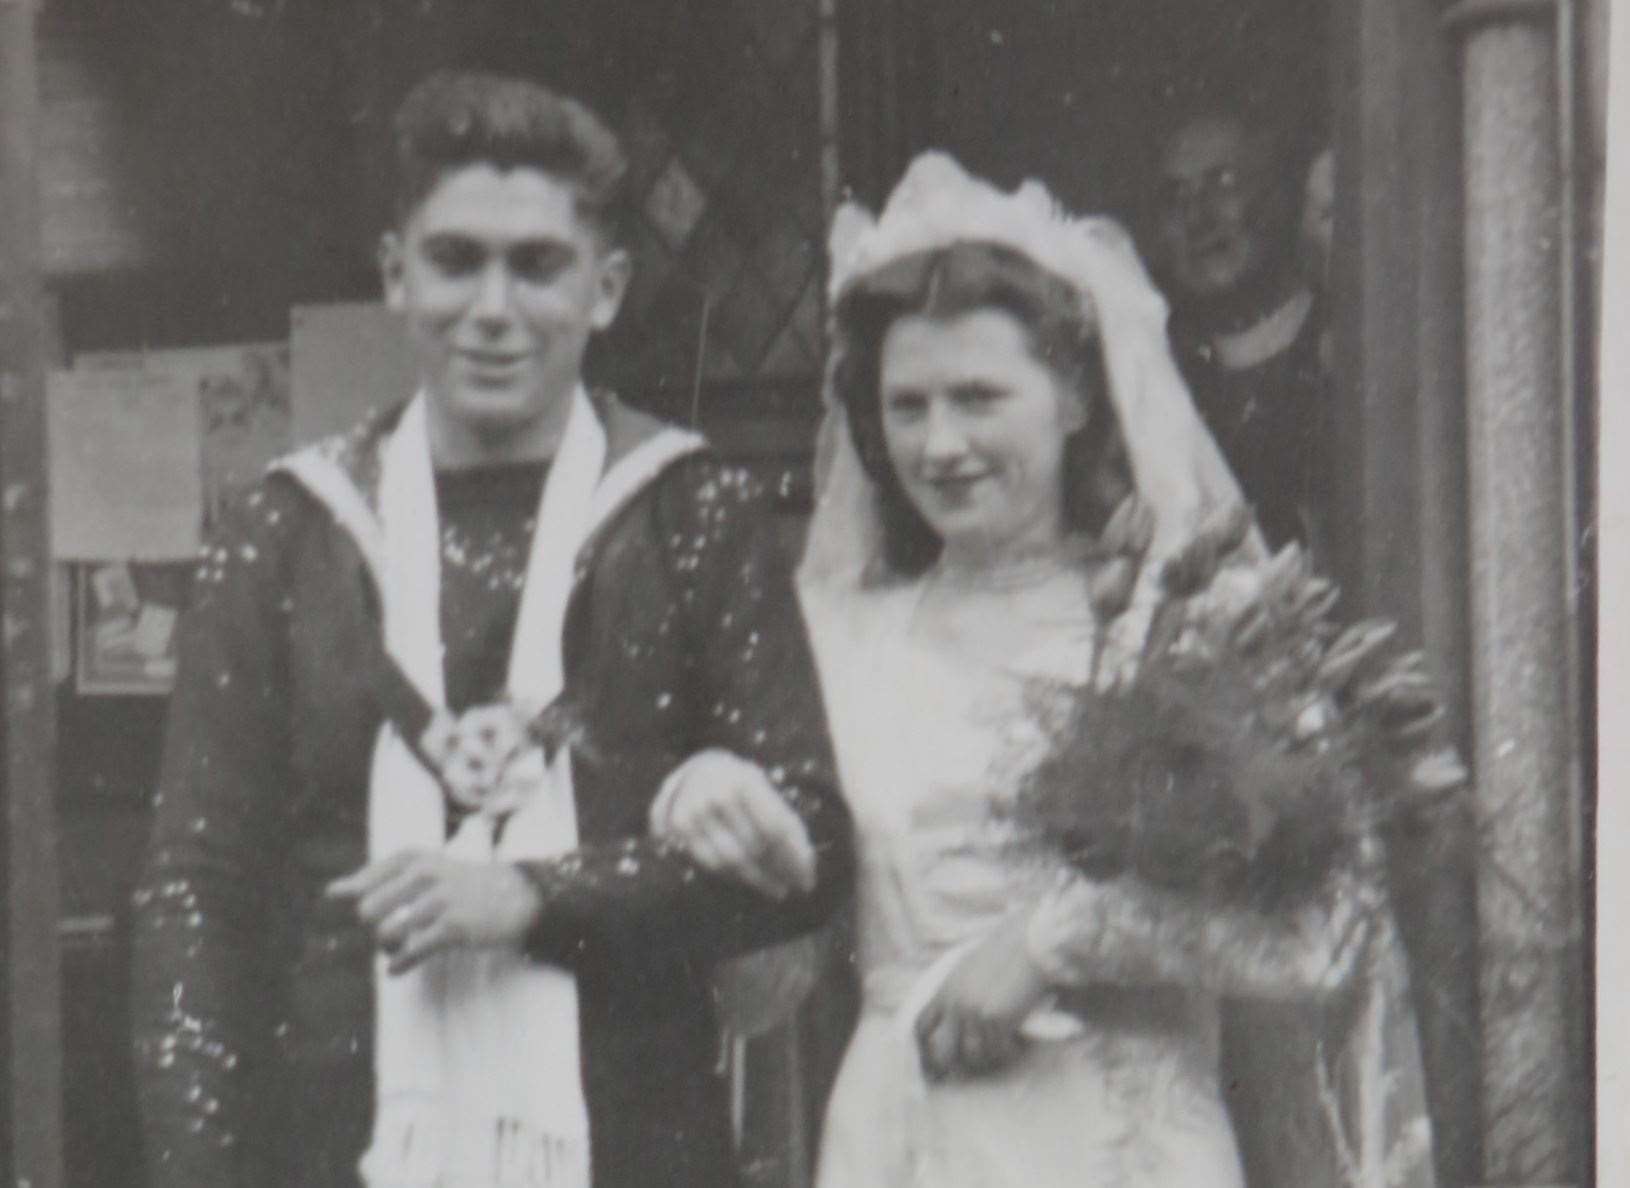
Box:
380 162 629 458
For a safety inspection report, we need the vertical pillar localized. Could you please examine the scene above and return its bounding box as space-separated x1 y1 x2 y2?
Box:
1446 0 1584 1182
1592 2 1629 1184
0 1 64 1185
1329 0 1484 1180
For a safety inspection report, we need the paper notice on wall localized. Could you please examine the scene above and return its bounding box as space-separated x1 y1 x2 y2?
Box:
50 564 73 686
48 367 202 560
290 301 418 446
76 561 189 695
77 343 293 531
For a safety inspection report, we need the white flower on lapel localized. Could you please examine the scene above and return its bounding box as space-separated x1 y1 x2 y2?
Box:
420 699 549 817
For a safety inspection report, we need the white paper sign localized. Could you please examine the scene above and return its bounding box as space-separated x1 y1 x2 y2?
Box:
79 343 293 529
48 368 202 560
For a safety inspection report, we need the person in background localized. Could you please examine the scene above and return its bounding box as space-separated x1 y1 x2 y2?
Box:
1300 145 1336 293
1145 94 1331 560
130 69 851 1188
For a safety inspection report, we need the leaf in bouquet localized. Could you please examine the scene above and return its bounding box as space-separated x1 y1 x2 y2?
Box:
1249 820 1354 907
1408 747 1469 796
1009 682 1142 875
1343 661 1447 756
1378 649 1430 678
1289 635 1331 684
1224 736 1354 905
1254 542 1312 609
1158 502 1253 597
1291 694 1337 742
1204 580 1260 638
1139 589 1195 664
1098 493 1156 559
1229 606 1274 654
1315 620 1398 692
1128 742 1252 891
1247 621 1329 698
1289 575 1341 626
1377 698 1446 743
1351 665 1437 712
1087 555 1141 621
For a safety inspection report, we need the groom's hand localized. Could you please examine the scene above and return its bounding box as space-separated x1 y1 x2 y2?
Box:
327 852 543 975
650 749 817 901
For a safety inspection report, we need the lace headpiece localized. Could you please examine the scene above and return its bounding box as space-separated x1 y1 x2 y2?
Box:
818 152 1255 581
827 152 1161 329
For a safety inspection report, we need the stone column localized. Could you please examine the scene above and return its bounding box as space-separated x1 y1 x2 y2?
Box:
0 1 64 1185
1444 0 1586 1182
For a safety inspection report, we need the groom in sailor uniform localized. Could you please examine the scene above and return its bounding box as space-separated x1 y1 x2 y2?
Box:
131 70 852 1188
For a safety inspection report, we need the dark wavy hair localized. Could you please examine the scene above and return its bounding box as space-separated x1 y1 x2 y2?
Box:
829 241 1128 576
391 70 630 243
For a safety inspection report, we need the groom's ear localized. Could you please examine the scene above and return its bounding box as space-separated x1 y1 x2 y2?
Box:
589 246 632 332
380 232 408 311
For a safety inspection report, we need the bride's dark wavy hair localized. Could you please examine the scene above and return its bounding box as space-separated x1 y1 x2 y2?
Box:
829 241 1129 576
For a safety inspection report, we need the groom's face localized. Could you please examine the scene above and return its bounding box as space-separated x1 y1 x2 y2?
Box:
381 162 630 443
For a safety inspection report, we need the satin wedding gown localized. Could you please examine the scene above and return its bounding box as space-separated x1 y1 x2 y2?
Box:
808 565 1247 1188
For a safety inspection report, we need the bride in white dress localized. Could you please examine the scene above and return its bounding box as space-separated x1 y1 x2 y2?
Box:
654 154 1435 1188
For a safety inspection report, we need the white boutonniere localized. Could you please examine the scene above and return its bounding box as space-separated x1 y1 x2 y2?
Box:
417 697 585 818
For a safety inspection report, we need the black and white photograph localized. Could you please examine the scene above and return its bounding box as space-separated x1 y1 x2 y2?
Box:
0 1 1609 1186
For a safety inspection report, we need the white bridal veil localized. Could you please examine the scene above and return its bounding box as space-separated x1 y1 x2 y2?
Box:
797 151 1264 671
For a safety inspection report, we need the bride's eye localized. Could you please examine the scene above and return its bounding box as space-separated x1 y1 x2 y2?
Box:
884 389 929 420
953 382 1005 412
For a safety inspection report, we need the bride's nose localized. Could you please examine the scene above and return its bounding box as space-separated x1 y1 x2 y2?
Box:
921 402 967 463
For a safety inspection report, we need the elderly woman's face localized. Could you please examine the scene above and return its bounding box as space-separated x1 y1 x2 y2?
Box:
879 308 1087 561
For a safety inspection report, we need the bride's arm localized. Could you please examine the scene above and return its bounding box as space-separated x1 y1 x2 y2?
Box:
1023 837 1388 1001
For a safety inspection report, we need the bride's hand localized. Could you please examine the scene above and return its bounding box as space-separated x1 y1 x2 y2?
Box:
649 749 817 900
914 914 1052 1081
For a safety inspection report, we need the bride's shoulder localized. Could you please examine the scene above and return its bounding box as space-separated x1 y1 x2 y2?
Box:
800 572 924 646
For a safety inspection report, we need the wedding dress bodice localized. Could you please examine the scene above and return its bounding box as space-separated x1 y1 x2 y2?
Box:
807 565 1242 1188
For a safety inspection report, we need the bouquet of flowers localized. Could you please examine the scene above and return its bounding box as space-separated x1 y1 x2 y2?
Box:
1010 499 1468 909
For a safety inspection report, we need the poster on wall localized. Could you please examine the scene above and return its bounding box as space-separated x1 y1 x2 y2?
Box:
48 367 202 560
75 561 190 696
51 564 73 686
76 343 293 530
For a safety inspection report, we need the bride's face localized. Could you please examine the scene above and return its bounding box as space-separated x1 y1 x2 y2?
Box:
879 308 1088 561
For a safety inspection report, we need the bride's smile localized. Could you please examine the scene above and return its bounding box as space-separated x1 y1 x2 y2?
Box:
879 308 1089 565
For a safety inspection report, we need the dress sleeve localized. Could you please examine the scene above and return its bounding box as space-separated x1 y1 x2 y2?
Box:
520 458 853 972
1024 835 1388 1002
130 484 299 1188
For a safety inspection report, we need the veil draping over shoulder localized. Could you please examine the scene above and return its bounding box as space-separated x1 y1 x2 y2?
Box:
797 151 1264 674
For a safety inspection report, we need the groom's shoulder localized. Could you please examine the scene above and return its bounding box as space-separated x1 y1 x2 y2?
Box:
596 389 699 462
593 392 778 530
596 390 751 497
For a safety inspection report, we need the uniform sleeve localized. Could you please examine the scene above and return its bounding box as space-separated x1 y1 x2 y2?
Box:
130 484 299 1187
520 458 853 972
1024 835 1388 1002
